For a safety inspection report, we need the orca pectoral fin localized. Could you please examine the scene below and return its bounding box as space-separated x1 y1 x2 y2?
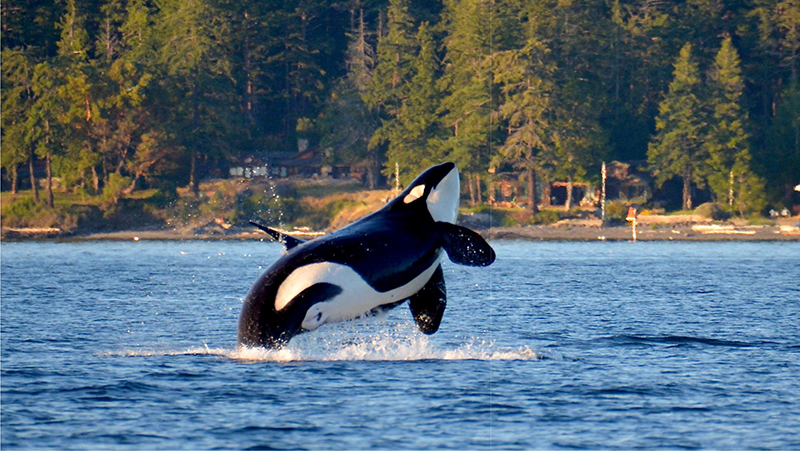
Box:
250 218 305 250
409 264 447 335
436 222 496 267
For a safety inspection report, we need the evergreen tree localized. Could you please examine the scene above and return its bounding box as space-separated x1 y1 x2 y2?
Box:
705 37 765 214
384 22 443 186
438 0 495 204
366 0 416 116
1 49 36 197
647 43 708 210
765 86 800 205
367 0 417 187
493 41 553 214
156 0 237 194
318 9 379 187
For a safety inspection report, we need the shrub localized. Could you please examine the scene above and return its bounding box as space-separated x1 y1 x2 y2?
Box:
694 202 731 221
530 210 561 225
100 173 132 217
2 196 86 232
604 200 627 225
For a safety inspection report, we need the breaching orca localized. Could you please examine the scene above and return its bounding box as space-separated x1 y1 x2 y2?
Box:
237 162 495 348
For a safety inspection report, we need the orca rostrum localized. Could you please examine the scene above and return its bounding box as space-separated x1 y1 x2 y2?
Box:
237 162 496 348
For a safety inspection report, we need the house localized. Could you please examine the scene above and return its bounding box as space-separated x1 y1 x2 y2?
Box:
605 160 652 203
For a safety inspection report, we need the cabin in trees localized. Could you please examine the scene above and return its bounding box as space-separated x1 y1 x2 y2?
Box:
228 146 369 182
604 161 652 204
488 160 653 209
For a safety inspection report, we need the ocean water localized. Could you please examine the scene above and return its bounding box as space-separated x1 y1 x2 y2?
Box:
1 240 799 449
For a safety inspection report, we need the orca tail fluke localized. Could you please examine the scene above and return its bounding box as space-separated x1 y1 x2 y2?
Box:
249 218 305 250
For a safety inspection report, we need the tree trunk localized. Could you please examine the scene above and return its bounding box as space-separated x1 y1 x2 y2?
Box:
29 152 39 203
475 174 483 204
190 68 200 196
526 167 538 214
541 176 552 207
11 166 19 195
565 176 574 212
367 154 377 190
91 166 100 193
682 165 693 211
46 152 54 208
467 173 476 206
728 170 734 207
102 155 109 187
44 118 53 207
189 149 199 195
123 174 140 196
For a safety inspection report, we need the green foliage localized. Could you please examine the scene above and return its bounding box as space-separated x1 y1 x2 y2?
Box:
2 196 87 231
604 200 628 225
381 22 445 185
438 0 495 173
529 210 561 225
2 0 800 222
763 86 800 203
648 43 708 211
694 202 731 221
100 173 132 216
704 37 766 216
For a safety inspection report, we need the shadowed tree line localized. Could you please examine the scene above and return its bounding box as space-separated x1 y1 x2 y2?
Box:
3 0 799 216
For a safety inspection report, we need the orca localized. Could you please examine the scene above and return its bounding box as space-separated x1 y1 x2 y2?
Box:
237 162 495 348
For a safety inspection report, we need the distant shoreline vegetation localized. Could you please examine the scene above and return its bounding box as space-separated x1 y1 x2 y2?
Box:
2 0 799 230
1 177 799 241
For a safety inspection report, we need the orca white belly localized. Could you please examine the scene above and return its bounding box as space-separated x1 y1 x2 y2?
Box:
273 254 442 331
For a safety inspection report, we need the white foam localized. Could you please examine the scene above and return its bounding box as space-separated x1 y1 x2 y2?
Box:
108 324 543 363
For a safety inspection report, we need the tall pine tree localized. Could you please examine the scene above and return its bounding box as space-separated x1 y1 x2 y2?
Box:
648 43 708 210
438 0 495 204
384 22 443 186
705 37 765 214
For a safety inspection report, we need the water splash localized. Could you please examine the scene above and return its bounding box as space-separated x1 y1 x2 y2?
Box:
108 324 543 363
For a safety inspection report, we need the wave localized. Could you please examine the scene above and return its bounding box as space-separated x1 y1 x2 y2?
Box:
603 334 772 348
106 326 543 363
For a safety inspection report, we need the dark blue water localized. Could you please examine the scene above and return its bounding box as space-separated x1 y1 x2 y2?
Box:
2 240 799 449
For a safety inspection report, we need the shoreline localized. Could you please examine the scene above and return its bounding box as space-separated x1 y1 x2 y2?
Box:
3 223 799 242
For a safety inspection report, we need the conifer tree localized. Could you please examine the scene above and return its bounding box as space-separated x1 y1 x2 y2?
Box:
647 43 708 210
367 0 417 187
493 41 552 214
438 0 495 203
705 37 766 214
1 49 36 197
384 22 443 185
319 9 379 188
156 0 237 195
26 0 92 207
765 86 800 205
366 0 415 116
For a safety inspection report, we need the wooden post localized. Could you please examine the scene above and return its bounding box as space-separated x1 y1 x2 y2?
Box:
601 161 607 221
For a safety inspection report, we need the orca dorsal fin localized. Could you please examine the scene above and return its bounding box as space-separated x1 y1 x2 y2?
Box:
408 264 447 334
436 222 496 267
249 219 305 250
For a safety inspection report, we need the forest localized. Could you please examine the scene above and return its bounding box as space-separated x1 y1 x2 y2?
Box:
2 0 799 219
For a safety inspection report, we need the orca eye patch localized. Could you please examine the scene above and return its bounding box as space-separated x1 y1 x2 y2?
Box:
403 184 426 204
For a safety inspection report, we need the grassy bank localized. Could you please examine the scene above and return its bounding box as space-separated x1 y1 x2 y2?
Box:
1 178 392 238
2 179 799 241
